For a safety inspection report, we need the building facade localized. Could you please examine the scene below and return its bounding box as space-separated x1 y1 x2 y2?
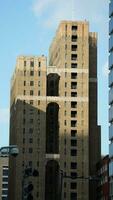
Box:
109 0 113 199
9 21 101 200
97 155 109 200
0 157 9 200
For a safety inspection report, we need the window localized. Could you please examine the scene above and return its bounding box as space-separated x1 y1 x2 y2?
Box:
71 45 77 51
29 128 33 134
23 118 26 124
30 90 34 96
70 192 77 200
23 109 26 114
71 130 77 137
24 70 26 76
71 63 77 68
23 128 25 134
30 71 34 76
65 82 67 87
29 161 32 167
70 182 77 189
24 90 26 95
23 138 25 144
71 35 77 42
71 73 77 79
71 172 77 179
2 183 8 188
30 100 33 105
30 61 34 67
71 111 77 118
38 81 40 86
71 162 77 169
39 62 41 67
71 139 77 146
71 121 77 127
29 138 33 143
3 169 8 176
29 148 33 153
38 71 41 76
2 190 8 195
30 119 33 123
2 177 8 182
38 91 40 96
71 82 77 89
71 149 77 156
64 120 67 126
72 26 77 31
24 61 26 66
71 54 77 60
71 102 77 108
71 92 77 97
38 100 40 105
65 92 67 96
24 81 26 86
30 81 34 86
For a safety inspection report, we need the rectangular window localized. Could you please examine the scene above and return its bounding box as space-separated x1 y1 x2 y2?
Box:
71 121 77 127
29 148 33 153
71 162 77 169
39 62 41 67
24 81 26 86
30 100 33 105
71 130 77 137
71 73 77 79
71 45 77 51
72 26 77 31
70 182 77 189
71 35 77 42
71 172 77 179
24 90 26 95
24 70 26 76
71 54 77 61
29 128 33 134
71 63 77 68
30 61 34 67
70 192 77 200
38 91 40 96
71 139 77 147
30 90 34 95
24 61 26 66
71 149 77 156
30 71 34 76
71 82 77 89
71 102 77 108
29 138 33 143
30 81 34 86
71 111 77 118
71 92 77 97
38 71 41 76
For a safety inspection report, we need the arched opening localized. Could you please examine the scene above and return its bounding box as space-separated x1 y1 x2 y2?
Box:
46 103 59 154
47 73 60 96
45 160 60 200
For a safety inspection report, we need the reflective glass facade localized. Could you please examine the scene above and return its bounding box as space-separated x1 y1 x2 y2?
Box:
109 0 113 198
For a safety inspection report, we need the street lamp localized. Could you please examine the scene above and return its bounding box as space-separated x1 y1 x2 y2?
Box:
0 145 19 157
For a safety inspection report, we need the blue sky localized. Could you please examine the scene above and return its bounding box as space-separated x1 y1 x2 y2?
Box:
0 0 109 155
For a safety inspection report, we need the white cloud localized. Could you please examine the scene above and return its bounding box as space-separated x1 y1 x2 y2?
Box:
0 108 9 124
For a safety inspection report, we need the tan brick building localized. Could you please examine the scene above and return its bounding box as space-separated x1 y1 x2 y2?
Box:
0 157 9 200
9 21 101 200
